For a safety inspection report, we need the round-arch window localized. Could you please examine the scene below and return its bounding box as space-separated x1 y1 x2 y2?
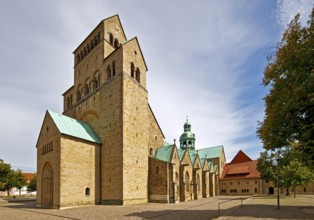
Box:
85 187 90 196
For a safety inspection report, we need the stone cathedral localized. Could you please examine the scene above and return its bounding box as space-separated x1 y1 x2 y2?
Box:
36 15 226 209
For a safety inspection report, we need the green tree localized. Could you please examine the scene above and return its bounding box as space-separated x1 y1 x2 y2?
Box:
280 160 314 198
27 174 37 193
257 151 276 182
0 159 12 190
257 8 314 169
13 170 27 196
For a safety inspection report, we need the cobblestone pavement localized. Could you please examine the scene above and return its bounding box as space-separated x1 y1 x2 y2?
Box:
1 195 313 220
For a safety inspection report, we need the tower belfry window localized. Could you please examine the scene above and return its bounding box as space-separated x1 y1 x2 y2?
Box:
136 68 141 83
107 65 111 80
112 61 116 76
109 33 114 46
131 62 135 78
114 39 119 49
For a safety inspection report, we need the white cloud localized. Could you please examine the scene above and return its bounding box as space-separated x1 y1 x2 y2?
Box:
276 0 313 30
0 0 277 170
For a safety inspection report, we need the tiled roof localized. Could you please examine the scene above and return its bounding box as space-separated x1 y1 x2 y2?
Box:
23 173 35 181
221 160 260 179
198 145 224 159
48 110 101 144
230 150 252 164
155 144 174 163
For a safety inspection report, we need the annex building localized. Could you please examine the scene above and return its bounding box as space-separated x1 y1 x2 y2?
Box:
36 15 226 209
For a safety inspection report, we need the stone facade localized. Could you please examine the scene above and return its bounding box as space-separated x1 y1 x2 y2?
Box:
36 15 227 209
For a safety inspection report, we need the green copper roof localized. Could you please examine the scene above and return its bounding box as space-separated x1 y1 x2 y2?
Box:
200 158 206 168
187 148 198 165
155 144 174 163
198 145 224 159
177 149 186 161
48 110 101 144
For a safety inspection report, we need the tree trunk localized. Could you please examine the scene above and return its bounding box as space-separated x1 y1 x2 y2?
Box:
294 187 296 198
286 187 290 196
19 188 21 196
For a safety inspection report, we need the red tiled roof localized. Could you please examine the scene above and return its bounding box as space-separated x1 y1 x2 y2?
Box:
229 150 252 164
23 173 35 181
221 160 260 179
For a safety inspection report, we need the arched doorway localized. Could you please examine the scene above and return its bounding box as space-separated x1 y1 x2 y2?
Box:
42 162 54 207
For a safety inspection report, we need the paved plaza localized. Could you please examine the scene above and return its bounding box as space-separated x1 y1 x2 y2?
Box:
0 195 313 219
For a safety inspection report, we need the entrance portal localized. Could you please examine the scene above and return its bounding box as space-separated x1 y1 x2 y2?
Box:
42 162 54 207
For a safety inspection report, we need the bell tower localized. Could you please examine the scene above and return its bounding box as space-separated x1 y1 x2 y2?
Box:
179 117 196 149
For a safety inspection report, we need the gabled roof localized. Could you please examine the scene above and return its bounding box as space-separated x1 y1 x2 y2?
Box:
47 110 101 144
148 104 165 138
198 145 224 159
230 150 252 164
221 160 260 179
122 37 148 71
73 14 127 53
155 144 175 163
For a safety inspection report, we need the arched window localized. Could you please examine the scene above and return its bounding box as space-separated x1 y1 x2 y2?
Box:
114 38 119 49
67 97 71 108
76 55 80 63
197 174 200 192
91 40 94 49
94 72 100 89
80 51 83 60
97 32 101 44
107 65 111 80
85 79 90 95
83 47 87 56
85 187 90 196
77 85 82 101
149 148 154 156
130 62 135 78
136 68 141 83
109 33 114 46
112 61 116 76
94 36 98 45
87 44 90 53
156 166 159 174
185 171 190 192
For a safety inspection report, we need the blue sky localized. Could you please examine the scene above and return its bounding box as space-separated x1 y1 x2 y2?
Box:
0 0 313 172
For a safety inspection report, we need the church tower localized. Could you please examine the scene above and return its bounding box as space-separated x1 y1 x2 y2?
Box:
62 15 151 205
179 118 196 149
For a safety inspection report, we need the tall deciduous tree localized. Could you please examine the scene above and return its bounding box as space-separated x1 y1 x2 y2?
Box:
257 8 314 168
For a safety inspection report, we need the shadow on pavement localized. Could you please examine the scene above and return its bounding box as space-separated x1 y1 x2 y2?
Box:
221 204 314 219
126 209 221 220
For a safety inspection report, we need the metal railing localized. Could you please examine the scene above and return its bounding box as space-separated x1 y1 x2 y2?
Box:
218 197 248 214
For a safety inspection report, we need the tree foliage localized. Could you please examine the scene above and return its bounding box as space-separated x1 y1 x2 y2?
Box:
0 160 12 190
257 8 314 168
0 159 28 196
257 146 314 196
27 174 37 192
280 160 314 197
